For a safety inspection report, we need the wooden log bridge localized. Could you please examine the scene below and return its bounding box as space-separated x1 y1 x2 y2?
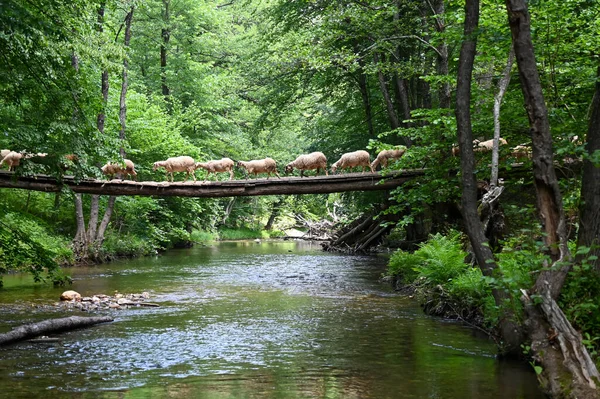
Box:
0 169 425 198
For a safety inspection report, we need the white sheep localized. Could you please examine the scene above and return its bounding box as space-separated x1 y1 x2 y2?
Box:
195 158 235 181
0 151 23 171
153 156 196 182
451 138 507 156
331 150 374 174
474 138 508 152
101 159 137 180
237 158 280 179
285 152 328 177
371 147 406 170
1 149 11 160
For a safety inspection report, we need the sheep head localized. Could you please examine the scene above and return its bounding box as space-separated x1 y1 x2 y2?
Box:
284 163 294 174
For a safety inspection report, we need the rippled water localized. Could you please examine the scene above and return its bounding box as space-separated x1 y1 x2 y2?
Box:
0 240 543 398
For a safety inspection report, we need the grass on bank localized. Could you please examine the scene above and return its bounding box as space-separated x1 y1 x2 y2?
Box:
209 227 286 241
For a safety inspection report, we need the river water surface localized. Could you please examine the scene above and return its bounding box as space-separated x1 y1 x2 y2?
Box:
0 240 543 398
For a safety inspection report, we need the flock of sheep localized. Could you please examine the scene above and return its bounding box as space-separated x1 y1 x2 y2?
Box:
1 138 531 182
0 147 408 182
104 148 408 182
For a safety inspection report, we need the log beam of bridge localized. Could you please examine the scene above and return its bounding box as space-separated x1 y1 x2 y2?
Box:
0 169 425 198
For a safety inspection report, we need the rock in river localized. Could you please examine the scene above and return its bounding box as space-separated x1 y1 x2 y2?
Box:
60 290 82 301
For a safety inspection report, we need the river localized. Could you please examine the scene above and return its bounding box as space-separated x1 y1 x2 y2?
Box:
0 240 543 398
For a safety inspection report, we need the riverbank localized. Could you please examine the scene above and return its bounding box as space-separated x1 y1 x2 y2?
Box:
383 231 600 370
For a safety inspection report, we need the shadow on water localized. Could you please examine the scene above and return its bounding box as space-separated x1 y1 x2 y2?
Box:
0 240 544 398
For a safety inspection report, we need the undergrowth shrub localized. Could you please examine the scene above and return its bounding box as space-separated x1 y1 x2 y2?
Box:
387 231 470 286
387 231 492 321
101 232 155 258
191 229 217 242
0 213 72 287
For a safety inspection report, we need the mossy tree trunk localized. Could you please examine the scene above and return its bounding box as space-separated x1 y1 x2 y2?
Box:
576 64 600 273
505 0 599 396
455 0 524 357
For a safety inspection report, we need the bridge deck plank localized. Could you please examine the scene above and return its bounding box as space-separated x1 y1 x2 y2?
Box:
0 169 426 197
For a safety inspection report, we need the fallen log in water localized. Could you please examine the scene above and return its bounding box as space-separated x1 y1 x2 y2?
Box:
0 315 114 346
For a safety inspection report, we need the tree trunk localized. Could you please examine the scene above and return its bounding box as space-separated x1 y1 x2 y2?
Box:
374 52 401 130
392 3 414 132
506 0 568 270
87 195 100 245
97 4 109 134
357 71 375 137
491 47 515 187
432 0 451 108
221 197 236 225
576 64 600 273
120 7 134 159
0 316 114 347
455 0 523 356
506 0 599 396
89 3 116 260
265 199 282 231
394 76 412 122
73 194 88 262
161 0 171 100
96 196 116 246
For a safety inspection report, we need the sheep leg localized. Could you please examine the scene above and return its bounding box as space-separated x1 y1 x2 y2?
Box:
300 170 305 178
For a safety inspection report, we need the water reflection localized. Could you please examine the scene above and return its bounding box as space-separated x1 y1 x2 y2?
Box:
0 240 543 398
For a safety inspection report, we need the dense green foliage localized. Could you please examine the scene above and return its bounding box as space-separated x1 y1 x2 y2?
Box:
388 232 494 321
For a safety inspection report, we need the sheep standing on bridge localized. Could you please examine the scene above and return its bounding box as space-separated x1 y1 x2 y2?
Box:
474 138 508 152
153 156 196 182
0 151 24 171
331 150 374 174
451 138 508 156
237 158 280 179
285 152 328 177
371 147 406 170
101 159 137 180
195 158 235 181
